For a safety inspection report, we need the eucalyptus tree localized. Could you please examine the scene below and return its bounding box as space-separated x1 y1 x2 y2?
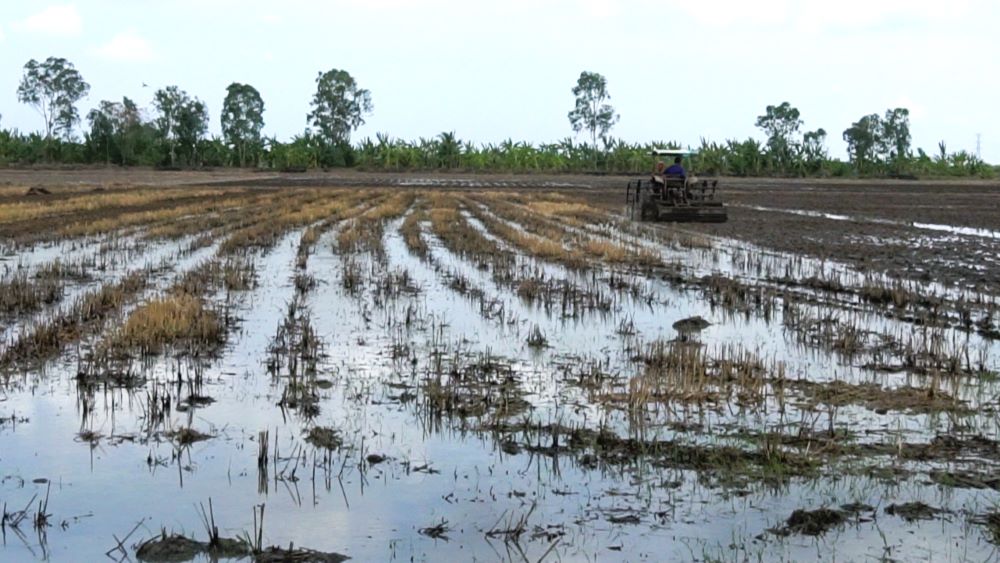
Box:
308 69 372 145
17 57 90 143
756 102 802 174
114 97 147 165
153 86 208 166
221 83 265 167
800 128 828 174
568 71 619 152
881 108 911 172
843 114 884 174
86 101 118 164
842 108 911 175
85 97 147 165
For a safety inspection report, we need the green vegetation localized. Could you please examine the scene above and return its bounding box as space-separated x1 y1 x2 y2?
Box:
844 107 912 176
221 83 265 168
17 57 90 142
755 102 828 175
153 86 209 167
308 68 372 145
568 71 619 150
0 58 994 178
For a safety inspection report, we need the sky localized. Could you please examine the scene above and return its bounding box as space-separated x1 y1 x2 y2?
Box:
0 0 997 162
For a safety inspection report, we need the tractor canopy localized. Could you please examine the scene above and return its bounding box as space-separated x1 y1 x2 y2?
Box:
650 148 695 157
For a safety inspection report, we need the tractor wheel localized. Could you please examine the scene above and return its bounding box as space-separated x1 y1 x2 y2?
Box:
640 202 659 221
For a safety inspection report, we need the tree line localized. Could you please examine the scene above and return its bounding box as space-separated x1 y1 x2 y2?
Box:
0 58 993 178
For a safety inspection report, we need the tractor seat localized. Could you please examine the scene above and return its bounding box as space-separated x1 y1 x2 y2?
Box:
663 176 686 189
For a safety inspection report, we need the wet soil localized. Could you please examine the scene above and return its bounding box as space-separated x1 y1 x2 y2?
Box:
3 168 996 292
1 169 999 562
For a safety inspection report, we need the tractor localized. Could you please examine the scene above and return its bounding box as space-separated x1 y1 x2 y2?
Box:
625 149 728 223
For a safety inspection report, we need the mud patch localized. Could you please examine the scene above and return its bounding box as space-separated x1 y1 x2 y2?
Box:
168 427 213 446
255 546 349 562
136 532 250 562
778 508 847 536
136 534 205 562
790 379 969 414
885 502 949 522
305 426 342 450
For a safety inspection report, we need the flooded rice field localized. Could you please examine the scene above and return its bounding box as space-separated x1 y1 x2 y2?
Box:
1 174 1000 562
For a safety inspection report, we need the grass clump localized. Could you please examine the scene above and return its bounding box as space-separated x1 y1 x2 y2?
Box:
0 272 62 315
782 508 847 536
305 426 342 450
115 294 224 355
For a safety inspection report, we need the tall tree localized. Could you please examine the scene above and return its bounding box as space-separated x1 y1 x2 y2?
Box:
88 97 149 166
843 114 883 174
308 69 372 144
17 57 90 141
221 83 265 167
86 101 118 164
567 71 619 150
115 97 146 165
800 128 828 174
153 86 208 166
881 107 911 172
755 102 802 174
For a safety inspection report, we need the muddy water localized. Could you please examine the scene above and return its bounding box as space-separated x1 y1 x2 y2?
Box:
2 214 1000 562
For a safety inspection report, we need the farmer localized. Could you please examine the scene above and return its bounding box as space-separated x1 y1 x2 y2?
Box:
664 156 686 179
663 156 698 201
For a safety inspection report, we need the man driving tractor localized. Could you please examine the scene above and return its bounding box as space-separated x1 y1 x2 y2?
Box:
653 155 698 202
629 148 727 222
664 156 686 179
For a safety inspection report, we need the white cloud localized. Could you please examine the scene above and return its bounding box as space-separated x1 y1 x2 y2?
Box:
12 4 82 37
93 30 155 62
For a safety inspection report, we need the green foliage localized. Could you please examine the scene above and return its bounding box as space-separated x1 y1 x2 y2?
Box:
86 101 116 164
153 86 209 166
17 57 90 142
749 103 834 176
221 83 265 167
843 108 913 176
265 136 312 171
197 137 231 167
882 108 911 174
843 114 882 174
568 71 619 149
308 69 372 144
85 97 151 165
756 102 802 174
0 63 992 178
909 143 995 178
801 129 828 175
